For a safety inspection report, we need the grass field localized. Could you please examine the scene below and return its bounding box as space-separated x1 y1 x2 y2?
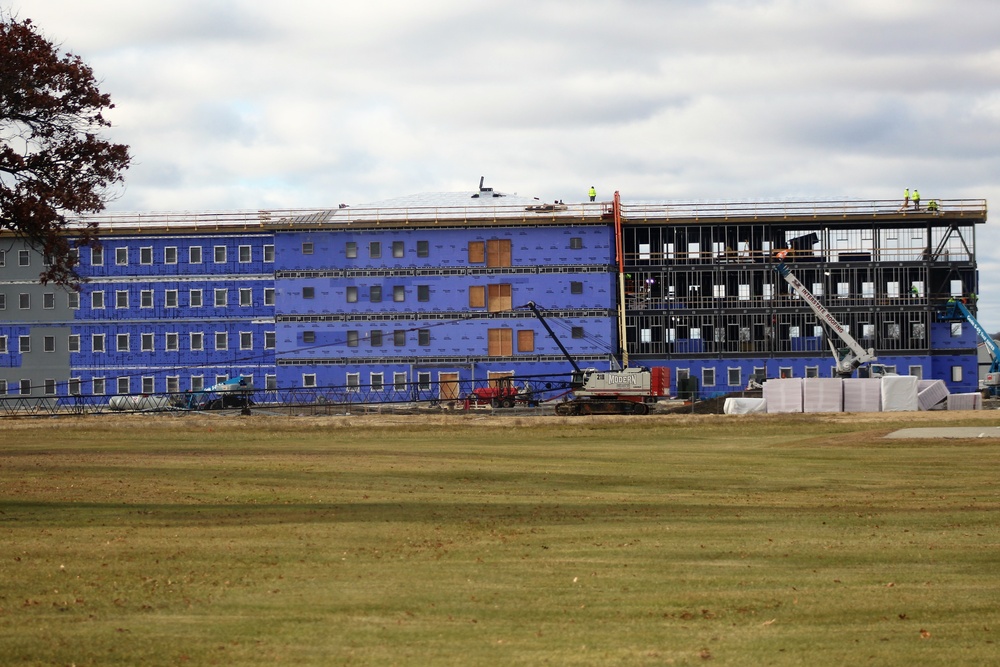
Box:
1 411 999 666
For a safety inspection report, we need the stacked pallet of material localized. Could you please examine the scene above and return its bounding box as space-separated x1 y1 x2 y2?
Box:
917 379 950 411
723 398 767 414
803 378 844 412
756 376 967 414
881 375 920 411
946 393 983 410
763 378 803 413
842 378 882 412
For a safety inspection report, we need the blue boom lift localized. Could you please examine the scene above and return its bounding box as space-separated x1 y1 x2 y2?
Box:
940 299 1000 392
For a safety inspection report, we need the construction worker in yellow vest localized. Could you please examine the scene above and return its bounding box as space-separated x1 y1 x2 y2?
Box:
912 189 920 210
903 188 910 209
588 186 596 202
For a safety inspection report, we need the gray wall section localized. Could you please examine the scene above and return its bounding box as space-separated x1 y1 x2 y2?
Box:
0 241 75 393
0 326 72 393
0 241 77 323
0 240 45 281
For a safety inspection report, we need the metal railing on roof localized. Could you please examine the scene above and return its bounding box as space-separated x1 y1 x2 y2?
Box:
59 209 337 232
619 198 987 221
58 198 987 233
60 203 605 231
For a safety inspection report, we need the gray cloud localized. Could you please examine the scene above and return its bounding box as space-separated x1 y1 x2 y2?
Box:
9 0 1000 331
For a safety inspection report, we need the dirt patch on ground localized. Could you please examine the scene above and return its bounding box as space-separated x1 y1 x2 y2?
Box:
3 401 998 433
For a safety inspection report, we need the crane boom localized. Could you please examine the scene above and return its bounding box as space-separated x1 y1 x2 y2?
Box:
774 251 877 377
518 301 669 414
521 301 582 373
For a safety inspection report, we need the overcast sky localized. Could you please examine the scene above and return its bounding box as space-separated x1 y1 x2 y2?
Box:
11 0 1000 331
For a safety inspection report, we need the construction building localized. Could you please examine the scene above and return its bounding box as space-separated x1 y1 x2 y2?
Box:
0 183 987 410
619 198 985 392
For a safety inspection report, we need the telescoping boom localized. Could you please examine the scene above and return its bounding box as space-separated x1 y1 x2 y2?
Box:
773 250 877 377
941 298 1000 388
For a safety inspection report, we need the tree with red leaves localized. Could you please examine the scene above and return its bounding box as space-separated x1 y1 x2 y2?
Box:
0 12 130 286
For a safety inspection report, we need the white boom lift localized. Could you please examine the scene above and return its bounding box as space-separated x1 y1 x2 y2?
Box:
774 250 884 378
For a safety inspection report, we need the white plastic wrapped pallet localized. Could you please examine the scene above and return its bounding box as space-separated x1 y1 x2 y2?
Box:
763 378 803 413
723 398 767 414
917 380 949 411
881 375 920 411
946 393 983 410
802 378 844 412
842 378 882 412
